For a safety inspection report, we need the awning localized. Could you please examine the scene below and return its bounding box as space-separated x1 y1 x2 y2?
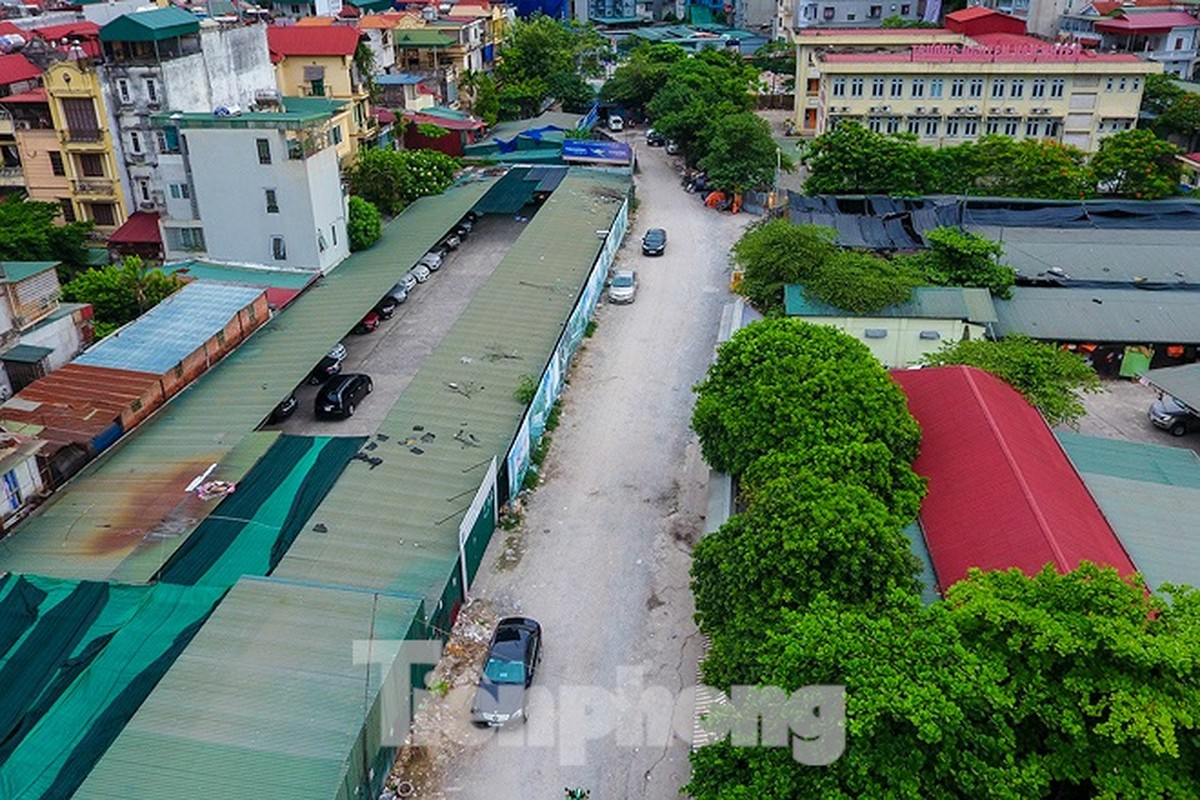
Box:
1 343 53 364
107 211 162 246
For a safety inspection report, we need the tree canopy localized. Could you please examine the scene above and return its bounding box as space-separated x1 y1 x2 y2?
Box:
62 256 184 338
897 226 1016 298
346 148 459 216
1091 128 1181 200
599 42 685 112
804 249 923 314
691 318 921 476
730 219 837 314
347 196 381 252
921 334 1101 426
697 112 791 193
0 198 94 282
494 15 604 119
643 49 758 164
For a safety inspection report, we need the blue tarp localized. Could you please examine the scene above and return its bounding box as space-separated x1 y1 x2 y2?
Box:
493 125 566 153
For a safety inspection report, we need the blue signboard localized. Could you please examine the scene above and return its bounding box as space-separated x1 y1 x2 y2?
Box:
561 138 632 165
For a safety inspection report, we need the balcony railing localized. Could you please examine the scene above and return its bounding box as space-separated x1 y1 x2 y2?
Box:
0 166 22 187
59 129 108 148
72 178 117 198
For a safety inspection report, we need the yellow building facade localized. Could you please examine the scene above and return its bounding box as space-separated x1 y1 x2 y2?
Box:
44 60 128 233
793 29 1161 151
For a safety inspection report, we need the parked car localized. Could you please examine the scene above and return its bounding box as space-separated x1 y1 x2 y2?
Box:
375 284 408 319
307 342 348 385
1148 394 1200 436
665 140 679 155
608 115 624 132
646 129 665 147
608 269 637 304
456 217 475 235
399 273 418 293
471 617 542 727
441 233 462 250
315 373 373 419
408 263 431 284
418 251 443 271
642 227 667 256
352 311 381 334
266 392 298 424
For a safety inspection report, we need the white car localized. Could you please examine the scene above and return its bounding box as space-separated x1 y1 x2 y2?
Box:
399 273 418 292
418 251 443 271
608 115 624 132
408 264 432 284
608 270 637 304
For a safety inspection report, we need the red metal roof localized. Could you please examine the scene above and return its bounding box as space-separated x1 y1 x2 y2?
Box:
403 109 484 130
892 366 1138 590
1093 0 1171 13
0 87 47 104
0 363 163 444
0 21 24 37
30 21 102 58
0 54 40 88
947 6 1001 21
267 24 362 62
107 211 161 246
1094 10 1200 32
796 27 953 36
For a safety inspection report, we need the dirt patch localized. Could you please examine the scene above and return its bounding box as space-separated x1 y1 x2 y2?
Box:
493 500 528 571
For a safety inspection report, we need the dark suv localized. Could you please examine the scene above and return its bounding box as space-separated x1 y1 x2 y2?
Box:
315 373 373 419
1149 394 1200 436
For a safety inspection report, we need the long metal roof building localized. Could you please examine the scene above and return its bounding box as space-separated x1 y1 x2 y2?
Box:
993 286 1200 343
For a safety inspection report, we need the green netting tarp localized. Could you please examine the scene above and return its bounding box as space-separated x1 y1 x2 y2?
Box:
154 435 367 588
0 575 223 799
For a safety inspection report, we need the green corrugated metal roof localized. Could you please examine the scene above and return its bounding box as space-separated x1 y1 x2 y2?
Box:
153 97 345 129
99 7 201 43
273 170 631 612
993 287 1200 343
76 576 424 799
163 259 314 289
0 343 52 363
1140 363 1200 411
1057 432 1200 591
0 181 493 582
0 261 57 282
393 29 454 47
785 285 998 323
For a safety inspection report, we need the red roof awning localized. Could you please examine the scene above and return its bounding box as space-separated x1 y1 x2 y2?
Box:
0 54 40 88
0 87 47 104
107 211 161 246
1094 11 1200 33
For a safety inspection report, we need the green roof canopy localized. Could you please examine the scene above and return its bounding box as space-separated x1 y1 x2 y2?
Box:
393 29 454 47
0 343 53 363
0 261 58 283
100 7 201 43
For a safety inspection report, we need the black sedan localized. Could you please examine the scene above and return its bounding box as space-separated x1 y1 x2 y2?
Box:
471 616 542 727
315 373 373 419
642 227 667 256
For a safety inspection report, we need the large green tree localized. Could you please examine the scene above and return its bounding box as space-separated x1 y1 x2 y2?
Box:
690 565 1200 800
803 248 923 314
645 49 758 165
0 198 94 282
942 135 1095 199
62 256 184 337
921 334 1101 426
346 148 459 216
494 15 605 120
730 219 837 314
691 318 921 476
899 226 1016 297
803 121 938 195
1091 128 1181 200
697 112 790 193
1154 94 1200 151
600 42 686 113
347 196 381 252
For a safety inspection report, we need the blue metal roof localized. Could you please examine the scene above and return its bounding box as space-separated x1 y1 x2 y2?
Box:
375 73 424 85
75 281 265 375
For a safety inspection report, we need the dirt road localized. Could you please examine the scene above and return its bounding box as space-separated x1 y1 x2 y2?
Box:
432 140 751 798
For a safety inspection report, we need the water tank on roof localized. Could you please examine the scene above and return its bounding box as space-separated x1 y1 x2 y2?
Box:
213 104 243 116
0 34 26 53
421 5 438 20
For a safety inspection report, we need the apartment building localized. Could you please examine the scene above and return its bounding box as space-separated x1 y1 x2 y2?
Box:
794 9 1160 150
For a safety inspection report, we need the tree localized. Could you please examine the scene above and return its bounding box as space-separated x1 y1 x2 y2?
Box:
346 148 460 216
944 136 1095 199
921 334 1101 427
494 15 605 120
645 49 758 164
347 196 382 252
803 249 923 314
473 71 500 125
900 226 1015 297
1141 72 1186 116
730 219 837 314
691 318 921 476
0 198 94 282
602 43 687 112
690 565 1200 800
697 112 789 193
62 256 184 337
803 121 938 196
1153 94 1200 152
1091 128 1181 200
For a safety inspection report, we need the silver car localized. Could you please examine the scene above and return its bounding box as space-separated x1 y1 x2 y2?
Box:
418 251 443 271
408 264 432 284
608 270 637 304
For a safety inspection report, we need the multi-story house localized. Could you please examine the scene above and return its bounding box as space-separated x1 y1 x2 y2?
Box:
0 53 41 191
0 260 91 395
267 24 376 164
152 97 350 272
358 13 399 73
794 8 1160 150
778 0 927 34
1090 8 1200 80
97 8 277 250
0 89 68 206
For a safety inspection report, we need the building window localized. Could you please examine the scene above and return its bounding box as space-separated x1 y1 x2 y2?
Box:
871 78 885 98
1118 77 1127 92
162 126 180 153
963 119 979 137
1105 77 1115 91
145 78 159 105
900 2 910 11
1004 118 1019 136
946 118 960 137
911 78 924 98
951 78 964 98
310 78 325 97
885 117 900 133
174 227 205 251
832 77 846 97
138 180 150 202
846 12 855 19
929 78 943 98
59 199 75 222
986 118 1000 134
131 398 142 413
79 153 104 177
271 235 286 260
1044 120 1060 137
868 117 883 133
1133 78 1141 91
890 78 903 98
907 117 920 134
1010 79 1024 98
155 130 167 153
129 130 142 154
265 188 279 213
49 151 64 176
1050 79 1065 98
92 203 115 226
869 4 881 16
850 77 864 97
331 125 342 145
924 118 938 136
332 224 337 247
823 6 835 19
1032 78 1046 98
169 183 190 200
1026 119 1039 137
256 138 271 165
991 79 1005 98
968 78 984 98
117 79 130 104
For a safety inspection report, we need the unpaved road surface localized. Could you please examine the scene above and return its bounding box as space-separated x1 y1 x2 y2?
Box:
424 138 751 798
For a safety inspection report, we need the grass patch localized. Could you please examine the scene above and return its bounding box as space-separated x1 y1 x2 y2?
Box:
584 320 598 338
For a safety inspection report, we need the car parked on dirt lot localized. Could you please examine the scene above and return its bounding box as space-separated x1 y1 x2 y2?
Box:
608 269 637 304
267 392 298 424
1149 393 1200 436
399 273 418 293
642 228 667 256
352 311 381 334
471 617 542 727
315 373 373 419
307 342 348 384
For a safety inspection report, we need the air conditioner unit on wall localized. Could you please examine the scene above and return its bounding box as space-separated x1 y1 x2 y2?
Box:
929 106 939 113
915 106 925 113
966 105 978 113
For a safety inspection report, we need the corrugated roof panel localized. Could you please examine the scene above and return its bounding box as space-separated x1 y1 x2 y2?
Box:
993 286 1200 343
785 285 997 322
76 577 424 799
0 179 494 582
75 282 264 375
892 366 1138 591
1058 430 1200 488
1140 363 1200 410
0 261 58 283
275 170 631 607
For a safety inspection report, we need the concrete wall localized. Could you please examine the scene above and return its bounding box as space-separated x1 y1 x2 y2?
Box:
15 129 69 204
21 312 87 372
797 315 986 367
